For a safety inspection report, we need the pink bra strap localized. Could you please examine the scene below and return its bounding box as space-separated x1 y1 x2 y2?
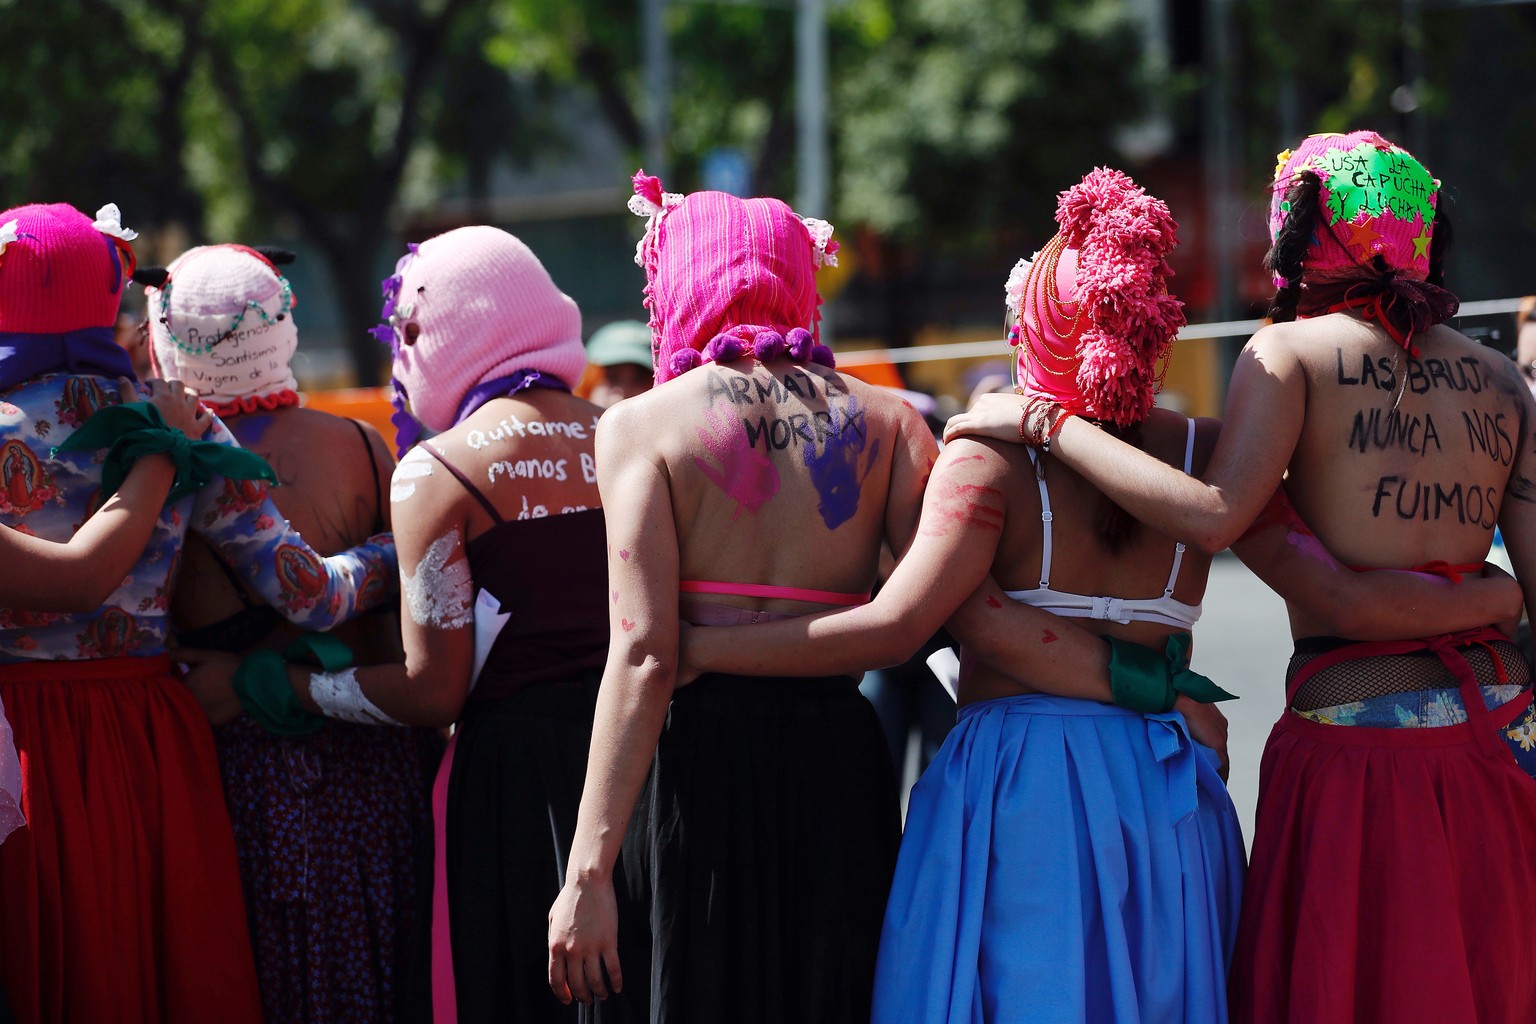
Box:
679 580 870 606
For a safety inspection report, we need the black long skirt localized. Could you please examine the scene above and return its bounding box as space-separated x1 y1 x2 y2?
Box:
447 678 649 1024
626 674 901 1024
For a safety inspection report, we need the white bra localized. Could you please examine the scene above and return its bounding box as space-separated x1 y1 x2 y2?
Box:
1003 418 1203 630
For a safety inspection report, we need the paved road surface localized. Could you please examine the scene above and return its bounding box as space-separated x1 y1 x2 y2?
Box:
1189 553 1293 847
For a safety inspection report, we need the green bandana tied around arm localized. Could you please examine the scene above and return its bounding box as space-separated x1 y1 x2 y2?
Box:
53 401 276 506
1105 633 1237 714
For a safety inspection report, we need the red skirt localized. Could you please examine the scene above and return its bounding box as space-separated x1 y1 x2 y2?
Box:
0 656 262 1024
1232 699 1536 1023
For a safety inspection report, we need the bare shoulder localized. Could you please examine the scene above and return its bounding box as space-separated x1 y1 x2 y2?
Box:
937 434 1024 481
596 383 671 439
1243 319 1318 365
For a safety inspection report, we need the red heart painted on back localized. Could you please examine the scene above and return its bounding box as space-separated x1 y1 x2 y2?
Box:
621 618 636 632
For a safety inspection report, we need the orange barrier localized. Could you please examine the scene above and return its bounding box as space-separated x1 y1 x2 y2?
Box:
301 386 396 441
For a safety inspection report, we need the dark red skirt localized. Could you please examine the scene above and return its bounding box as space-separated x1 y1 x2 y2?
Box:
1232 707 1536 1024
0 656 262 1024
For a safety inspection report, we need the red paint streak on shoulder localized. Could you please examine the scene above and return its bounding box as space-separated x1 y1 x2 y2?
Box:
920 478 1005 536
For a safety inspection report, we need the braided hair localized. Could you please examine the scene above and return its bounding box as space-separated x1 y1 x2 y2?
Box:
1263 171 1322 323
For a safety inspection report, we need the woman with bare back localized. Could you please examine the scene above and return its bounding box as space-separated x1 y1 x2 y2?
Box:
542 174 943 1024
145 244 440 1023
180 226 648 1024
950 132 1536 1023
667 168 1517 1024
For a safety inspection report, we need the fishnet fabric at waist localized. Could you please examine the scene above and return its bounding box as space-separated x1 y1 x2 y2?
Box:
1287 638 1530 712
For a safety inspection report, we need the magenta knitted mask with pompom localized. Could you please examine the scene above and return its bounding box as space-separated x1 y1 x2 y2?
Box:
628 172 839 383
1004 168 1186 429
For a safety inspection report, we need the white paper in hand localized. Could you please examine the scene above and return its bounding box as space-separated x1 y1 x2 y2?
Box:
926 646 961 703
470 589 511 694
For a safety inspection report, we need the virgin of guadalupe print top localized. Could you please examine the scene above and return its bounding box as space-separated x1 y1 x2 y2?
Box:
0 373 396 663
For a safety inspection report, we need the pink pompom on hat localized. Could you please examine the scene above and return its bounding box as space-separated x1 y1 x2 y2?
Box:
380 226 585 436
1005 167 1186 429
628 170 839 384
145 245 301 417
0 203 137 334
1268 130 1440 287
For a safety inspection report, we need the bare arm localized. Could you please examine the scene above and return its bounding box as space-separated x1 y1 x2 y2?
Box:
0 378 208 611
1495 358 1536 626
681 440 1013 677
1233 486 1523 639
549 406 679 1006
943 576 1113 701
175 445 473 729
682 439 1118 701
945 329 1306 553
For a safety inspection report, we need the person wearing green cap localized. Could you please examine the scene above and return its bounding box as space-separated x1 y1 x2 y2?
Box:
580 320 654 408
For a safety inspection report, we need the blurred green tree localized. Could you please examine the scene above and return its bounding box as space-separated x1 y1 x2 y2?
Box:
4 0 1154 374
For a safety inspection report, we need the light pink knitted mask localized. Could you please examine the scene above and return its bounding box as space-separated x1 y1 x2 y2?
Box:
629 172 838 383
387 226 585 433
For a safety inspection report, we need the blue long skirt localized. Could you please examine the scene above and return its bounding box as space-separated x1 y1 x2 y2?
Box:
871 694 1245 1024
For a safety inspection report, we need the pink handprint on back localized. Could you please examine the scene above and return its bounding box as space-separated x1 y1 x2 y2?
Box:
693 406 780 519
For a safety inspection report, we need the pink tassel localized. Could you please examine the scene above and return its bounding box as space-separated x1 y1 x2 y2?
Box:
632 170 665 209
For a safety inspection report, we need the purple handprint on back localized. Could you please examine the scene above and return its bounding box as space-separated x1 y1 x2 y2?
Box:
803 394 881 530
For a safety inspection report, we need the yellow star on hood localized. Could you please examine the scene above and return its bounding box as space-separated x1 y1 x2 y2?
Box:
1413 225 1432 260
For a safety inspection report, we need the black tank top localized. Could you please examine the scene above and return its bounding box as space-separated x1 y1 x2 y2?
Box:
420 442 608 701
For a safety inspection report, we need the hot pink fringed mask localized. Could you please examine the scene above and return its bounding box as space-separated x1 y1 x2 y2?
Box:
628 171 838 384
1005 168 1185 429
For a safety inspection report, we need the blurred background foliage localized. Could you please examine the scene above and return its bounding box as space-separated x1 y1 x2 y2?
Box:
3 0 1534 388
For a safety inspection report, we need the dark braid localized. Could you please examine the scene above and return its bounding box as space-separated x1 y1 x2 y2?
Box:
1427 208 1452 288
1263 171 1323 323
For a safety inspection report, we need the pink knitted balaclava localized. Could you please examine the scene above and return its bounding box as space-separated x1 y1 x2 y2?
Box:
146 245 301 415
1004 168 1185 428
628 172 838 384
1268 130 1441 287
379 226 584 438
0 203 137 334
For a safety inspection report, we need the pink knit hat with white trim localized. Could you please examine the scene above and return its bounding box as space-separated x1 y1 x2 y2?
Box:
385 226 584 433
629 171 838 383
0 203 137 334
145 245 301 412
